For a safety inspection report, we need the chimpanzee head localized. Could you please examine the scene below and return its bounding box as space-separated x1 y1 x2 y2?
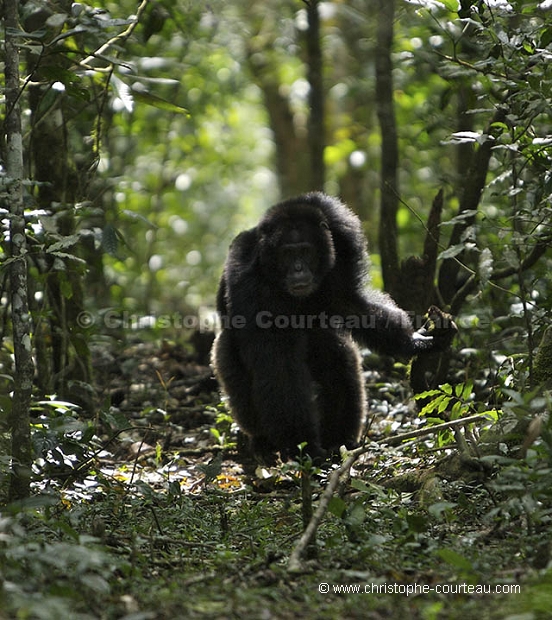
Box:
258 202 336 297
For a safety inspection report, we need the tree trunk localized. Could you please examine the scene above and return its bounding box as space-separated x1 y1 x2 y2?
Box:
250 68 311 197
305 0 325 191
375 0 400 297
4 0 34 500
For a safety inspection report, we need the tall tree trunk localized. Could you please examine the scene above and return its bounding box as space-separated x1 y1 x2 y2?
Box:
4 0 34 500
375 0 400 296
305 0 325 191
249 65 310 197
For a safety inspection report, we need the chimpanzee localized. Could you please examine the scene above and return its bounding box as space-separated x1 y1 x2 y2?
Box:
212 192 455 462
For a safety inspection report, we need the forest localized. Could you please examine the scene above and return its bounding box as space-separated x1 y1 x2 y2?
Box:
1 0 552 618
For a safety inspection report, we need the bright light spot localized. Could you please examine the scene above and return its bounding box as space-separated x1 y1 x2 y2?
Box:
149 254 163 272
295 9 308 31
175 173 192 191
429 35 444 47
349 151 366 168
217 68 231 82
169 215 188 235
290 79 310 101
417 167 433 181
319 2 336 18
330 83 348 99
52 81 65 92
252 169 274 189
484 0 512 9
186 250 201 266
98 155 110 173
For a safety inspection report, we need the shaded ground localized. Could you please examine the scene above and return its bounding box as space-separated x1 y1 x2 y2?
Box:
3 336 551 619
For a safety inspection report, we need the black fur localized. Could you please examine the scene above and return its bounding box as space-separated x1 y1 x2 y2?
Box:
212 193 439 462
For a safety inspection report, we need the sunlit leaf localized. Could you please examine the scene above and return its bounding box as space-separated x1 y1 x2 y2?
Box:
440 0 459 11
479 247 494 287
132 90 189 115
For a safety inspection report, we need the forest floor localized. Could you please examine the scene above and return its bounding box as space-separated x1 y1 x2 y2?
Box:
3 335 552 619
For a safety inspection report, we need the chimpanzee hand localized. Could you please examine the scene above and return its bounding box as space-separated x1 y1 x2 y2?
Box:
417 305 458 353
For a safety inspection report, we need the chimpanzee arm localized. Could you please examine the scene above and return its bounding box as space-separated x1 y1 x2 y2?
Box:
343 292 454 358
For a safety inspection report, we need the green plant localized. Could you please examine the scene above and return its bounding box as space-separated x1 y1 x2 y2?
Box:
415 382 499 448
210 410 237 449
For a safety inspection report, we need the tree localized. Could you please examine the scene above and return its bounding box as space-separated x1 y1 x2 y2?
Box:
1 0 164 496
3 0 33 500
375 0 401 297
304 0 325 191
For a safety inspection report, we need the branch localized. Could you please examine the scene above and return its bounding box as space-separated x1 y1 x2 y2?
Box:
287 413 490 571
288 449 358 572
380 413 489 446
79 0 150 68
450 235 550 315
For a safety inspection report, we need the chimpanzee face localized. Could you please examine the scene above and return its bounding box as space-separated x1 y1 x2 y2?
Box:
259 205 335 297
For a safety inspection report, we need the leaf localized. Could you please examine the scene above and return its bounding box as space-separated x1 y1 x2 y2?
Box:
349 478 374 494
440 0 459 10
419 394 448 417
441 209 479 226
47 235 81 253
479 247 493 287
414 388 442 400
101 408 130 430
112 75 134 113
45 13 67 30
460 380 474 401
437 548 474 572
450 400 464 420
438 244 466 261
197 452 223 483
438 396 450 415
327 496 347 518
484 408 500 422
345 501 365 527
102 223 119 256
60 277 73 300
428 502 457 519
132 90 189 115
443 131 482 144
406 513 428 533
121 210 157 227
49 252 86 264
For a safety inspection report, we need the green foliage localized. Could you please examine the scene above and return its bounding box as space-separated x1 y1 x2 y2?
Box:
415 382 499 446
210 410 237 449
30 399 96 481
417 381 475 419
3 0 552 617
1 507 120 619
